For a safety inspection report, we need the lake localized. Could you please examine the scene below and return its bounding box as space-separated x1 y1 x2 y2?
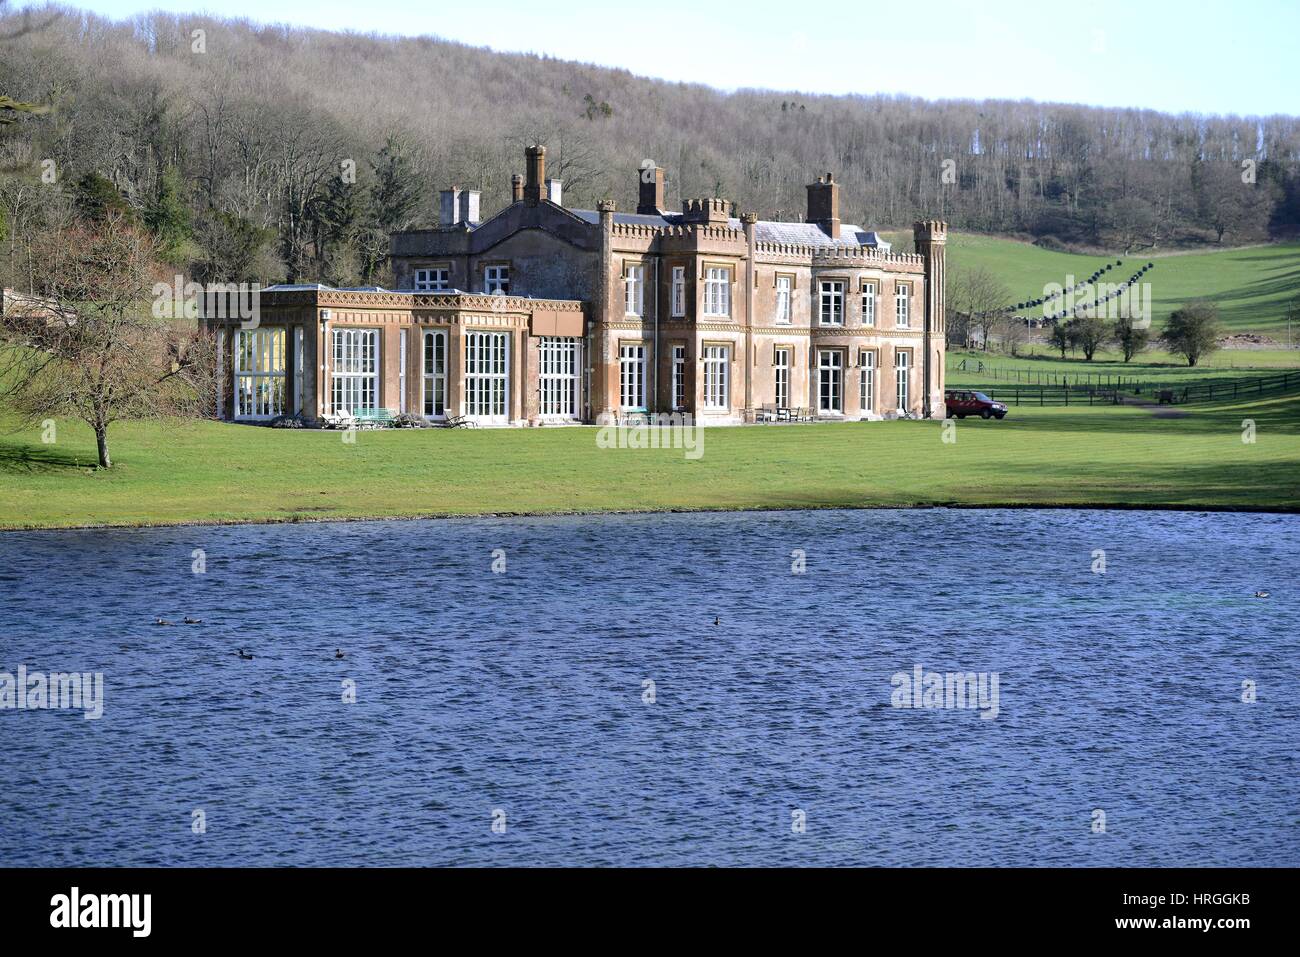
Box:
1 508 1296 866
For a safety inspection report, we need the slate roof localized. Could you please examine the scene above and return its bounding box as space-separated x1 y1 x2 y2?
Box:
568 210 889 250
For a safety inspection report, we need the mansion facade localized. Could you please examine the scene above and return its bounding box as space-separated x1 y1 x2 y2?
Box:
202 146 947 426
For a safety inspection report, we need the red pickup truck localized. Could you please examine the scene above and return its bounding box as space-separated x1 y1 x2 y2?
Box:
945 390 1008 420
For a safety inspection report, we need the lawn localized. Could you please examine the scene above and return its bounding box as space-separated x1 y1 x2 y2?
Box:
3 394 1298 530
947 347 1300 389
883 231 1300 338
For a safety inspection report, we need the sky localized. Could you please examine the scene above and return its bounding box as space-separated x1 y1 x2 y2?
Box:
32 0 1300 117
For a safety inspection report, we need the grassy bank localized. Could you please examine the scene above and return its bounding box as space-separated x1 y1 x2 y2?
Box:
3 394 1299 530
883 231 1300 337
946 347 1300 390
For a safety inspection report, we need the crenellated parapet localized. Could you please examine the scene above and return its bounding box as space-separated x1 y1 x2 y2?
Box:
752 240 925 270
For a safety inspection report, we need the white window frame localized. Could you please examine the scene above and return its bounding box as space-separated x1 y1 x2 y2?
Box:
484 264 510 295
464 330 509 420
292 326 304 415
819 280 845 326
399 328 408 414
331 328 379 416
702 344 730 410
422 329 448 419
817 348 843 414
414 267 450 292
774 346 791 409
895 350 910 410
775 275 792 324
234 327 286 420
671 266 686 317
861 282 877 327
217 327 226 419
860 349 876 413
624 264 644 317
895 282 911 328
703 266 731 318
671 345 686 410
538 336 582 419
619 343 646 411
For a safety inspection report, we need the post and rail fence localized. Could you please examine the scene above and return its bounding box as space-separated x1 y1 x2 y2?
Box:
957 370 1300 407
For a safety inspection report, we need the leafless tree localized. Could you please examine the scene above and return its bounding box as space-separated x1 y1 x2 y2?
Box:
0 215 214 467
947 265 1011 350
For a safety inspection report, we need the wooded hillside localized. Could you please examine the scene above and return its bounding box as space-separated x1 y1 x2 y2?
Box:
2 5 1298 288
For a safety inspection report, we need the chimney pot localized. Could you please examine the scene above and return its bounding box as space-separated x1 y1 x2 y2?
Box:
511 174 524 203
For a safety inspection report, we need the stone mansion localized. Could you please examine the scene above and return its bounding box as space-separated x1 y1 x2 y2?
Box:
203 146 947 425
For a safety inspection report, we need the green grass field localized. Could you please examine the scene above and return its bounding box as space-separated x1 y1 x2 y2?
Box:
883 231 1300 338
3 394 1298 529
946 348 1300 389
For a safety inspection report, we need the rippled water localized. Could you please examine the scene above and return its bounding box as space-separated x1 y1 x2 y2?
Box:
1 508 1297 867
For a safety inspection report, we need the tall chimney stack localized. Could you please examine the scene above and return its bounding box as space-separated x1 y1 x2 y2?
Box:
439 188 462 227
511 174 524 203
806 173 840 240
524 145 546 205
459 190 480 225
637 162 665 215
